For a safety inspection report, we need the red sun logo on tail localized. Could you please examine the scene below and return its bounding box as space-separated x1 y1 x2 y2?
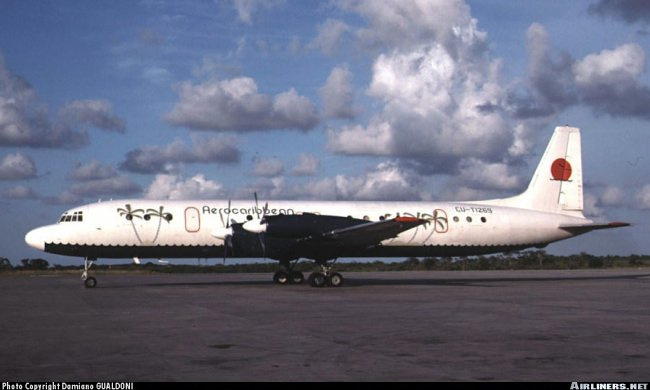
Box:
551 158 572 181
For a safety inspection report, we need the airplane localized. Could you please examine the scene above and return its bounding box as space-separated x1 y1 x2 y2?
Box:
24 126 629 288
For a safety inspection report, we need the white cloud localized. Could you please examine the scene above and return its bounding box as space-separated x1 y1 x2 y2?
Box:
635 184 650 209
327 120 394 156
120 136 240 174
252 157 284 177
340 0 486 54
512 24 650 120
1 55 129 149
510 23 577 119
574 44 645 86
600 185 625 206
0 153 36 180
456 158 522 191
232 0 282 24
320 65 358 119
69 176 141 198
335 161 424 200
583 193 609 222
145 174 225 200
253 161 426 201
572 43 650 118
309 19 350 55
43 191 82 206
2 185 37 199
68 160 118 181
166 77 319 132
58 100 126 133
64 160 141 199
328 43 513 165
0 57 88 149
291 153 319 176
589 0 650 24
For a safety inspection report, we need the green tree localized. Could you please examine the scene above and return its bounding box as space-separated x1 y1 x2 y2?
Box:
20 258 50 270
0 257 12 270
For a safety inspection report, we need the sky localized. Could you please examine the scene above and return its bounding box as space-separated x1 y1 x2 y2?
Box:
2 0 650 265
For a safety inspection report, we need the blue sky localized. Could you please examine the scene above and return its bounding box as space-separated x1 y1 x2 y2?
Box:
2 0 650 265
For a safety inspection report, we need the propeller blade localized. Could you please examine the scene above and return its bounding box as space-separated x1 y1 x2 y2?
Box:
224 234 234 263
259 232 266 259
226 199 232 228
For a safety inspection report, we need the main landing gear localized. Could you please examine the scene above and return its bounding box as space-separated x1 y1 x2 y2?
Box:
82 257 97 288
272 259 344 288
272 259 305 285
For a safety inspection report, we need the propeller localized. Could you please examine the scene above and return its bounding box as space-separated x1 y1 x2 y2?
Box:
242 192 268 257
212 194 270 260
224 199 234 263
210 199 235 263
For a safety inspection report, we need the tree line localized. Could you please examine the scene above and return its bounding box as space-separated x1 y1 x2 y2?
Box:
2 251 650 273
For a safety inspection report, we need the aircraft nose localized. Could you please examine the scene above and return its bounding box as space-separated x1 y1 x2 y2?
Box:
25 227 48 251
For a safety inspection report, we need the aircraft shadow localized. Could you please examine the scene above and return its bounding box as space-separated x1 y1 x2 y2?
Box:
342 272 650 288
97 271 650 289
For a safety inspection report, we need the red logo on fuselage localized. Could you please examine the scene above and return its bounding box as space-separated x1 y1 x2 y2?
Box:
551 158 572 181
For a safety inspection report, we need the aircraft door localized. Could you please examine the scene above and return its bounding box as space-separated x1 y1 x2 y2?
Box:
185 207 201 233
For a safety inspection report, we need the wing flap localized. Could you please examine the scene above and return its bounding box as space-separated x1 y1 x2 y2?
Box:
298 216 428 246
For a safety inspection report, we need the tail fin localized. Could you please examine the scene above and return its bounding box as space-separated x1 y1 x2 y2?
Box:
504 126 584 216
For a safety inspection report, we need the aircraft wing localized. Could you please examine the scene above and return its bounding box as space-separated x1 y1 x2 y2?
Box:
296 216 428 246
559 221 630 235
233 214 429 260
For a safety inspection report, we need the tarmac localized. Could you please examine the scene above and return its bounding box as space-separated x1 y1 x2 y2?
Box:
1 269 649 382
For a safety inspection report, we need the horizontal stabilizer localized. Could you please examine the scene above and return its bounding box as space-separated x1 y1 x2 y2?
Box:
559 221 630 235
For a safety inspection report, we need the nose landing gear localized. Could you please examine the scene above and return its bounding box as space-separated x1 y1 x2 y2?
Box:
82 257 97 288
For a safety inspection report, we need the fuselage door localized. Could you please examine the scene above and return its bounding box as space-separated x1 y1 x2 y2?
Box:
185 207 201 233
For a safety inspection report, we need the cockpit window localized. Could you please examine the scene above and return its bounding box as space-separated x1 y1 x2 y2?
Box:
59 211 84 223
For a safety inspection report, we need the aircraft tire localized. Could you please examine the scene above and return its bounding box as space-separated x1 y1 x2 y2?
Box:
273 271 290 285
308 272 327 288
84 277 97 289
327 272 344 287
289 271 304 284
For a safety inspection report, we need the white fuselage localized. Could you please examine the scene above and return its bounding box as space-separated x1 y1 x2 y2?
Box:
25 126 627 268
25 198 589 260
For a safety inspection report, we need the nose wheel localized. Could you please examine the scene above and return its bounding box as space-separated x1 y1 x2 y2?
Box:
84 276 97 288
82 257 97 288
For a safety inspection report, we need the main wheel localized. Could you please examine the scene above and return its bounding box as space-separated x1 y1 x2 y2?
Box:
327 272 344 287
289 271 304 284
84 276 97 289
273 271 290 285
308 272 327 288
